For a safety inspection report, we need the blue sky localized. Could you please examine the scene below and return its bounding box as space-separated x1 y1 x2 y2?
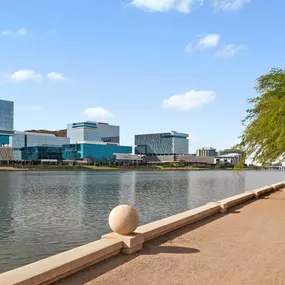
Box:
0 0 284 152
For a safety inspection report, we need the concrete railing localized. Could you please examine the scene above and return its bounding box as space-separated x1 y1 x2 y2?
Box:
0 239 123 285
135 204 220 242
1 181 284 285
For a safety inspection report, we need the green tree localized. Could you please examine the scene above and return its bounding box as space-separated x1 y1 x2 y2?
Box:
237 68 285 165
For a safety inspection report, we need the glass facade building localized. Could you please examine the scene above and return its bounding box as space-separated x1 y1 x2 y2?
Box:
135 131 189 155
0 135 10 145
67 121 120 144
0 99 14 132
62 143 132 162
0 99 14 148
21 146 63 161
196 147 217 157
12 132 70 160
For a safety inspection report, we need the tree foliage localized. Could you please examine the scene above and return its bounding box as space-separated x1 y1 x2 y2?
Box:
237 68 285 165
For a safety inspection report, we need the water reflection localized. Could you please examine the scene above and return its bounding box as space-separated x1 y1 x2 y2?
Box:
187 171 246 209
0 170 284 273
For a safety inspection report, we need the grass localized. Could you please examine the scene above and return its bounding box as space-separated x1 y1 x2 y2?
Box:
0 166 29 171
0 164 262 172
0 165 120 171
154 165 206 171
27 165 120 171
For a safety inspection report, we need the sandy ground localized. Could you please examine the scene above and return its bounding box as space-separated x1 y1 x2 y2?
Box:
54 189 285 285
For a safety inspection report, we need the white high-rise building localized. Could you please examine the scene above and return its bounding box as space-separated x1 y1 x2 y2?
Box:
67 121 120 144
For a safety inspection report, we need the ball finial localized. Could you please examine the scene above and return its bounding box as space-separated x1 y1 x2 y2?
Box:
109 205 139 235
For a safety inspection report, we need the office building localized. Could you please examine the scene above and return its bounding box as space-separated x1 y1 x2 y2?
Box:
135 131 189 156
62 142 132 162
0 99 14 146
12 132 70 160
67 121 120 144
0 99 14 132
21 146 63 161
215 153 242 166
196 147 217 157
64 121 134 162
113 153 142 163
0 99 14 161
176 154 215 165
218 149 245 157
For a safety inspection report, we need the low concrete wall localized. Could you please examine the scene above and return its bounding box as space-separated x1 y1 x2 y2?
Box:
136 204 220 242
0 239 123 285
251 186 274 198
1 181 284 285
217 191 256 212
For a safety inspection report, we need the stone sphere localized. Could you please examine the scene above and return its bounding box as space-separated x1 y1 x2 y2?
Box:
109 205 139 235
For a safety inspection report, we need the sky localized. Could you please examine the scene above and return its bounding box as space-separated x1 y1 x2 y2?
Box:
0 0 284 152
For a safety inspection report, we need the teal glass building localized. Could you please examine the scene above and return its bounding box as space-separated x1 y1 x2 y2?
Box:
21 146 63 160
62 143 132 162
12 132 70 160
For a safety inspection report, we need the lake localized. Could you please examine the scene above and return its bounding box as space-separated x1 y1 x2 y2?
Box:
0 170 284 273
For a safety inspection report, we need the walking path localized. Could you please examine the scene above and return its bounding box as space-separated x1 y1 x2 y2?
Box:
54 188 285 285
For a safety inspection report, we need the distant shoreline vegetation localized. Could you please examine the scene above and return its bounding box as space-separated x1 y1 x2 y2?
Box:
0 164 262 172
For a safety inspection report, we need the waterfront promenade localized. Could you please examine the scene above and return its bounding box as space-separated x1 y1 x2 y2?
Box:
54 188 285 285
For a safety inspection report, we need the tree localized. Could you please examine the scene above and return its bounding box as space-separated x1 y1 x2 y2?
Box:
237 68 285 165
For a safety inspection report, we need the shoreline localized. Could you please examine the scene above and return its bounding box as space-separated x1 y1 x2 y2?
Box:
0 165 261 172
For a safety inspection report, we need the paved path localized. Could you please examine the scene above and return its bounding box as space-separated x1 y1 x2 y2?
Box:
54 189 285 285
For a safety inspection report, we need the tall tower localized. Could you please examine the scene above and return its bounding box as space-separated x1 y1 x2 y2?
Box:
0 99 14 146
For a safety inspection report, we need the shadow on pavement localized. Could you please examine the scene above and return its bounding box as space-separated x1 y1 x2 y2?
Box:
142 245 200 255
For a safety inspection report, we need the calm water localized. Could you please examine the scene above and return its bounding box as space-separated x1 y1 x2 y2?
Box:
0 170 284 273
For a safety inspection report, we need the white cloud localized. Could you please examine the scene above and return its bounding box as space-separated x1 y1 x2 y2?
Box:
215 44 246 57
163 90 216 110
46 72 66 81
212 0 250 12
0 69 68 84
10 70 42 83
131 0 203 13
196 34 220 50
84 107 114 120
185 33 220 52
131 0 249 13
0 28 28 36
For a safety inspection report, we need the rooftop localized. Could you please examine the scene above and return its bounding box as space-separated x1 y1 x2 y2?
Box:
0 99 14 104
198 147 217 151
136 131 189 137
69 121 119 127
15 131 57 137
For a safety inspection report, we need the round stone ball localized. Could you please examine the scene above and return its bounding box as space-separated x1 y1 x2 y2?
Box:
109 205 139 235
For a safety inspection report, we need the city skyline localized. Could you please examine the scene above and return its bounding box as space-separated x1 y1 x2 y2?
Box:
1 0 284 152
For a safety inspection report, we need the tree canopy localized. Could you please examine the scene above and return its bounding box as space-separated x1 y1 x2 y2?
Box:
237 68 285 165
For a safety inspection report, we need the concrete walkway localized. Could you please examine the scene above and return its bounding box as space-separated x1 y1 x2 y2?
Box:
54 189 285 285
